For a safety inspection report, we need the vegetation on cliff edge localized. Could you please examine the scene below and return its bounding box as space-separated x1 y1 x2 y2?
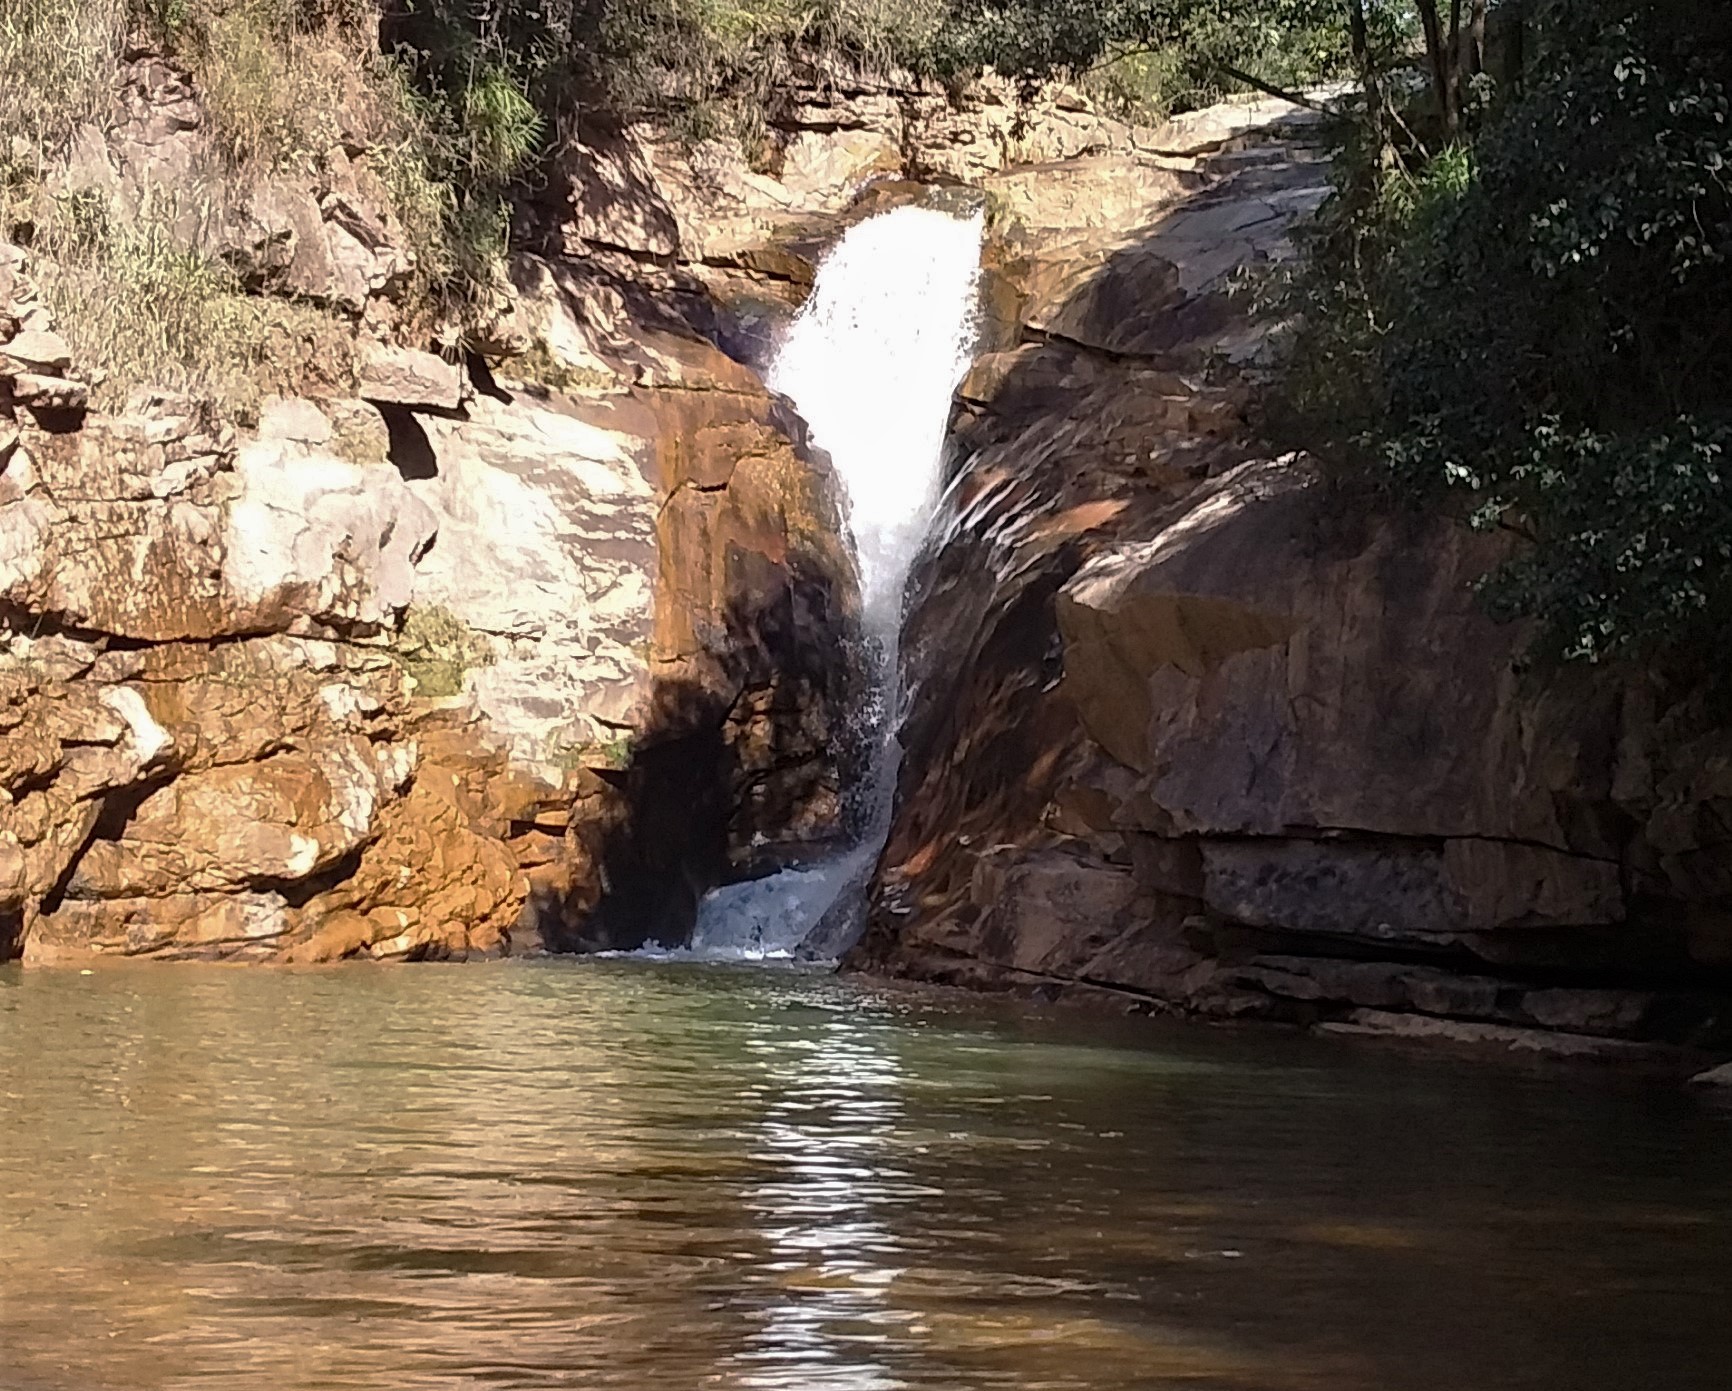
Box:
1274 0 1732 667
0 0 1359 406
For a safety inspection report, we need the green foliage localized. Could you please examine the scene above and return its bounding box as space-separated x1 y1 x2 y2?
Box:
548 728 635 774
388 0 948 159
387 0 1354 162
394 605 495 698
1100 0 1361 119
1476 424 1732 659
1280 0 1732 664
933 0 1353 97
461 62 546 182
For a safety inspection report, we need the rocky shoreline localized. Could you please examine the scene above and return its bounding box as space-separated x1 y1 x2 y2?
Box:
850 104 1732 1068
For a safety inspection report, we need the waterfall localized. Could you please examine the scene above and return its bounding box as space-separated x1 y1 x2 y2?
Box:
680 205 984 962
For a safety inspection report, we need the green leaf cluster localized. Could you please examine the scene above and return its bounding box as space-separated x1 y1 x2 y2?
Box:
934 0 1350 84
1280 0 1732 665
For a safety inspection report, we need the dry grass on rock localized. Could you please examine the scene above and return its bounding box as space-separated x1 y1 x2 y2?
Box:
0 0 129 171
36 201 356 417
0 0 448 413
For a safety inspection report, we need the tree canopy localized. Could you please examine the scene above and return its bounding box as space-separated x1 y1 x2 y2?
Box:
1280 0 1732 665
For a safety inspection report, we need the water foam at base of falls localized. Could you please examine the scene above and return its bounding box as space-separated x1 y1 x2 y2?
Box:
658 204 983 964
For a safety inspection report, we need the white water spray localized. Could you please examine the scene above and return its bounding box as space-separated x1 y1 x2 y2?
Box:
675 205 984 962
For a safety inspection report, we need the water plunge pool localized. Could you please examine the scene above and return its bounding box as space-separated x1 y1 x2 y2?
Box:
3 960 1730 1390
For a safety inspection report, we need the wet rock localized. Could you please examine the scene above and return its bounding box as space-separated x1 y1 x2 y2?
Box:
1520 988 1656 1037
1198 839 1624 945
968 847 1145 979
284 909 378 964
852 110 1732 1055
1317 1010 1673 1063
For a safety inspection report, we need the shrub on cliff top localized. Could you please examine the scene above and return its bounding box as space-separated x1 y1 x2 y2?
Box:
386 0 1357 156
931 0 1360 112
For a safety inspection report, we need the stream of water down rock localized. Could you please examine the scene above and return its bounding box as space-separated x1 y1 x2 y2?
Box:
681 206 985 962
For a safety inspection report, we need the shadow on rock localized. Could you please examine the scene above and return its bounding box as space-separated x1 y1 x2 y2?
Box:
538 559 869 956
850 129 1732 1057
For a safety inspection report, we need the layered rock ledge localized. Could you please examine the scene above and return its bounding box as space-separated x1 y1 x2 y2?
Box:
2 51 1195 966
0 228 860 963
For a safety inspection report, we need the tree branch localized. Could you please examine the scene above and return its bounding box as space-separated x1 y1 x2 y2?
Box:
1215 64 1332 112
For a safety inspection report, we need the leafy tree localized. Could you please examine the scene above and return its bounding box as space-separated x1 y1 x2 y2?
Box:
1281 0 1732 663
933 0 1357 101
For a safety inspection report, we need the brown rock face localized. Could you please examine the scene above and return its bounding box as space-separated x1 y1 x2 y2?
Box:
542 344 863 952
534 67 1236 327
56 50 417 326
849 111 1732 1057
10 635 546 965
0 205 859 963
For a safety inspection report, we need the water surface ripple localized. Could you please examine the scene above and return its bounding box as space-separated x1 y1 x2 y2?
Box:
3 962 1730 1390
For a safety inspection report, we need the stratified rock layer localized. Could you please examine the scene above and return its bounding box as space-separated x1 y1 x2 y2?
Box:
0 228 859 963
5 46 1228 967
850 106 1732 1061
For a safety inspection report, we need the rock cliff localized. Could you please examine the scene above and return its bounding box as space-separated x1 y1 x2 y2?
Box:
0 46 1176 967
850 103 1732 1060
0 46 877 964
17 28 1729 1048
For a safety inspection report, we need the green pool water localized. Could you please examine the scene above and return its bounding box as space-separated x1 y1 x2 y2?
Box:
2 960 1729 1390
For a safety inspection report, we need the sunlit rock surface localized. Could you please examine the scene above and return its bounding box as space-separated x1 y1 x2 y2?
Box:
0 222 859 962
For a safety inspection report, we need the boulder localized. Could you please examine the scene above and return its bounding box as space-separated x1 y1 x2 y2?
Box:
0 330 72 374
67 741 406 899
257 396 335 448
1055 458 1619 850
11 375 89 412
358 345 464 411
224 437 437 630
407 390 661 771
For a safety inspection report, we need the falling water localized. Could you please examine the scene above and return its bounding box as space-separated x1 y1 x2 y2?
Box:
680 204 984 961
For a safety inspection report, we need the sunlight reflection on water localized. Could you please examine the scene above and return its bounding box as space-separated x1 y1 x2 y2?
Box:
2 960 1732 1391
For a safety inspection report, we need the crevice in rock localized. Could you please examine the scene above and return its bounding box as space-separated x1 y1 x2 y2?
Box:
466 352 512 404
0 603 279 651
1208 826 1627 867
1020 324 1184 370
379 404 439 481
0 908 23 963
21 405 88 435
655 478 734 518
39 772 175 919
246 843 367 909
